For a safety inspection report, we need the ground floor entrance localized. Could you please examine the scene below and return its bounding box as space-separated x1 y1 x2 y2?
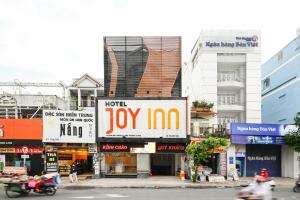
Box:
57 147 93 176
0 140 44 175
246 144 281 177
151 154 175 176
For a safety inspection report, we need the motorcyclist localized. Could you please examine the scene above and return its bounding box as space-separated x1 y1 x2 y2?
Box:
260 168 269 179
238 175 272 200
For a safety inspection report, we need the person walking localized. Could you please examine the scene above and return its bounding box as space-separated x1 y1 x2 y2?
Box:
69 162 78 183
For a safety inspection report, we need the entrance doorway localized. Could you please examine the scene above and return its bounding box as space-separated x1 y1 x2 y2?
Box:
57 148 93 176
151 154 175 176
236 157 245 177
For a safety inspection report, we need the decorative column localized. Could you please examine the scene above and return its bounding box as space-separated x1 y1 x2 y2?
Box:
77 89 81 110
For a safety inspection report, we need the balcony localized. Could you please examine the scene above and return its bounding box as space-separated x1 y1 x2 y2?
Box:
217 103 245 112
217 77 244 88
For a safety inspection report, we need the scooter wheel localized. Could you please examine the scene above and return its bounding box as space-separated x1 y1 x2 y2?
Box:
293 186 300 193
45 187 57 196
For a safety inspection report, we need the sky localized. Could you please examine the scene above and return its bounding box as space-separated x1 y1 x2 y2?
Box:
0 0 300 87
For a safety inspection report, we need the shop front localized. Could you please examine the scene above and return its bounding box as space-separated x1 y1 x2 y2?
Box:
230 123 297 177
99 143 142 176
96 98 188 178
43 110 96 175
0 119 44 175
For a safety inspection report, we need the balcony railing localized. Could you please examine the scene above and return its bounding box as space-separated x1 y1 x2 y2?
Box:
217 77 243 82
70 100 95 110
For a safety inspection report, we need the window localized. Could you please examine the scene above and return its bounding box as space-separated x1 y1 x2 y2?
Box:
218 71 236 82
218 94 238 105
263 78 270 90
217 115 238 125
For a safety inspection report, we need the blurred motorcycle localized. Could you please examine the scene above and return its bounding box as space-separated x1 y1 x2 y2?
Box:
293 179 300 193
237 176 273 200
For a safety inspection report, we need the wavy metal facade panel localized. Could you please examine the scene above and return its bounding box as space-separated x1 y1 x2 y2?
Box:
104 36 181 97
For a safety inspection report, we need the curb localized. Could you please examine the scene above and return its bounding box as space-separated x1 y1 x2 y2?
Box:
60 184 244 190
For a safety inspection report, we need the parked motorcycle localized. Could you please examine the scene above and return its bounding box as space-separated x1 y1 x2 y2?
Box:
293 179 300 193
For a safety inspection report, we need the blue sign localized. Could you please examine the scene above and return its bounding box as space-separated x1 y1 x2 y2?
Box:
231 135 284 144
231 123 297 136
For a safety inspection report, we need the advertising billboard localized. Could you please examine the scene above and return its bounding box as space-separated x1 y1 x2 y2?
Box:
97 98 187 138
43 110 95 143
230 123 297 136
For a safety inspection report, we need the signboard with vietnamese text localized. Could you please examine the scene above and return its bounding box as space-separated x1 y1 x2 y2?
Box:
43 110 95 143
97 98 187 139
99 143 145 152
156 143 186 153
0 147 43 154
231 123 297 136
231 135 284 144
46 151 58 172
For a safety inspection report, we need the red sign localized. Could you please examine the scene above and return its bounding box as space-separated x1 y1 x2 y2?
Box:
21 146 29 154
156 143 186 153
100 143 130 152
0 147 43 154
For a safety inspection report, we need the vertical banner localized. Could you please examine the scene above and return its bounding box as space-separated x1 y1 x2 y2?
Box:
46 151 58 172
0 155 5 171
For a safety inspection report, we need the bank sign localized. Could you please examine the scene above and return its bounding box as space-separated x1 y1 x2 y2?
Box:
205 35 259 48
231 123 297 145
231 123 297 136
97 98 187 138
43 110 95 143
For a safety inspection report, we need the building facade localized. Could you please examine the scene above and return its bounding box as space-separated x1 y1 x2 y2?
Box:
101 36 186 178
104 36 182 97
261 30 300 178
184 30 261 177
0 119 44 175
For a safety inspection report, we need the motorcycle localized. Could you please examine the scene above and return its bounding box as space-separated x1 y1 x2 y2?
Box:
237 191 263 200
293 179 300 193
4 173 59 198
248 177 276 191
4 181 56 198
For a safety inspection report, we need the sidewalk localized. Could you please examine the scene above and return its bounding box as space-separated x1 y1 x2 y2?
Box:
59 176 296 189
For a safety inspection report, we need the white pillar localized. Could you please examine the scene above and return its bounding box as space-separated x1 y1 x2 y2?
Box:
94 89 98 107
66 89 71 110
77 89 81 110
137 154 150 178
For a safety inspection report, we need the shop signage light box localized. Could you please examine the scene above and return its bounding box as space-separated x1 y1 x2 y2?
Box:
231 123 297 136
97 98 187 139
43 110 95 143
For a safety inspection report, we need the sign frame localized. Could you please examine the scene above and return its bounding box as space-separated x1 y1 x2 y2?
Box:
43 110 95 144
96 97 188 141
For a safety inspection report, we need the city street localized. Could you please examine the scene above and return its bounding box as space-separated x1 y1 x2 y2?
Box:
0 187 299 200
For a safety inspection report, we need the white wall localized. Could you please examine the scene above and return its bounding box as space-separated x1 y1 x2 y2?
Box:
137 154 150 174
226 144 236 176
281 145 300 179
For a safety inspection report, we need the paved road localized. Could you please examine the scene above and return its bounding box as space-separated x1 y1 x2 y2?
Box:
0 187 299 200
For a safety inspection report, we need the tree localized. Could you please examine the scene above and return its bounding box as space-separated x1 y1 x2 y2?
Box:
284 112 300 152
185 137 229 182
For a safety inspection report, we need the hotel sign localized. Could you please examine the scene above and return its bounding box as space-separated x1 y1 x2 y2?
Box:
97 98 187 138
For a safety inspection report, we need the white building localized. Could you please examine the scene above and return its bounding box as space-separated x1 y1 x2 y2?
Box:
184 30 261 176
